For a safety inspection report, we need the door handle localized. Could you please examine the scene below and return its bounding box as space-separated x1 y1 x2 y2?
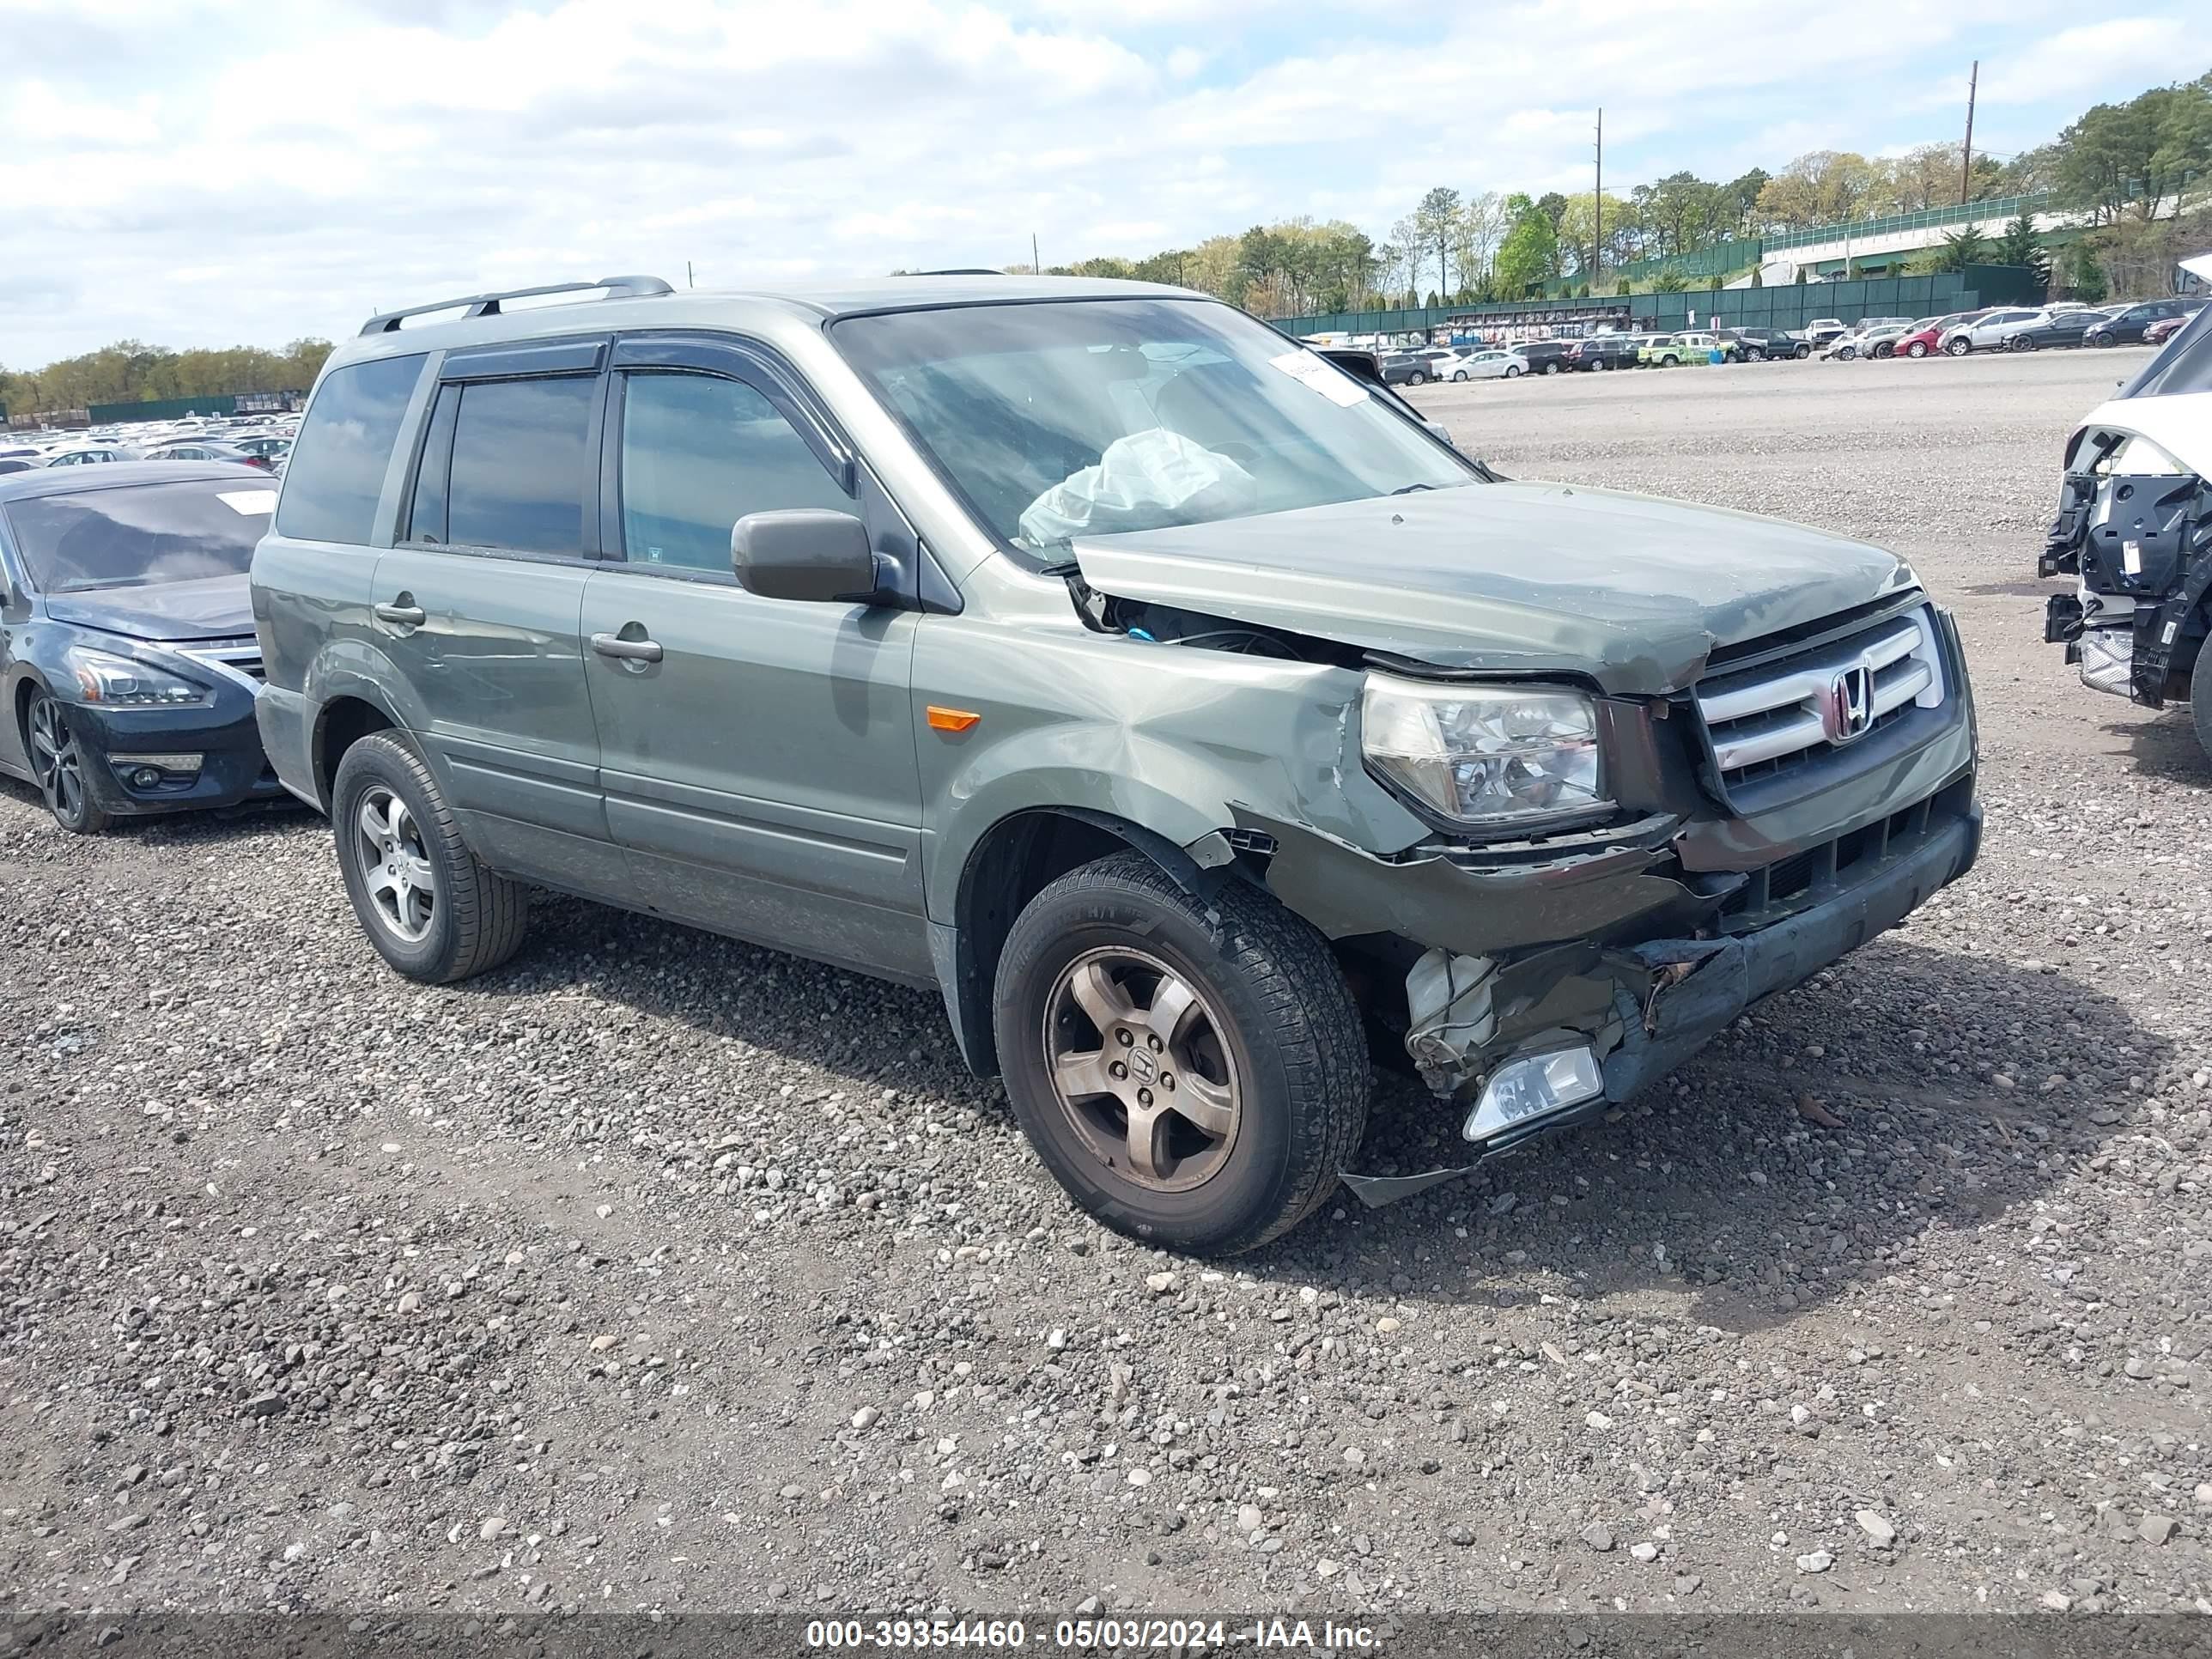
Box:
591 631 663 663
374 600 427 626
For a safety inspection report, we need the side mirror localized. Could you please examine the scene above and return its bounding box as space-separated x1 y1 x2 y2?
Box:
1423 420 1455 447
731 509 878 603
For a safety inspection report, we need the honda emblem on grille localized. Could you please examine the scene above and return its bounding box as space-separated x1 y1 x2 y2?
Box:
1822 663 1875 743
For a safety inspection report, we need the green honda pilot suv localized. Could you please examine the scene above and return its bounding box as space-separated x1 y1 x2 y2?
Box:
251 274 1980 1254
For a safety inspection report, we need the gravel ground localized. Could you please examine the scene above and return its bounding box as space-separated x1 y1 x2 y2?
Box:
3 349 2209 1626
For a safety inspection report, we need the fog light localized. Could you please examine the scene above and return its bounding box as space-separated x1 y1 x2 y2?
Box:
110 752 203 774
1463 1045 1604 1143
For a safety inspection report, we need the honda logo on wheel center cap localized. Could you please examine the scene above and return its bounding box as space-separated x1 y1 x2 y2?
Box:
1127 1048 1158 1085
1821 662 1875 744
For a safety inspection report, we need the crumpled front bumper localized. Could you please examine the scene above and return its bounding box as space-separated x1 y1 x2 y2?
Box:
1253 773 1981 1205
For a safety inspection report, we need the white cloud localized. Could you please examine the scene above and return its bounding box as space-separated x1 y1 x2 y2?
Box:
0 0 2193 364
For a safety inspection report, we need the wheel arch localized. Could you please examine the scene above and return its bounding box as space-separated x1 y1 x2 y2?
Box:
310 688 404 811
933 805 1241 1079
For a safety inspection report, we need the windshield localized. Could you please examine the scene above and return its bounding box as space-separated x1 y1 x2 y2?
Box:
831 298 1476 554
3 478 274 592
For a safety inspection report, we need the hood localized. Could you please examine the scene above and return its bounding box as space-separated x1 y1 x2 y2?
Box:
1072 482 1913 696
41 574 254 641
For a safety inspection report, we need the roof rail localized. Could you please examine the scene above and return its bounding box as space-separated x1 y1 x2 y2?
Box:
914 268 1006 276
360 275 674 337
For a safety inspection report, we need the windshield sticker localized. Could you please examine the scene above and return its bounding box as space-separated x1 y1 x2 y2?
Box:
1268 350 1369 408
216 489 277 516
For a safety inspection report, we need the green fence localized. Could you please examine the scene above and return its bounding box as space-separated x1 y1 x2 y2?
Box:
88 395 240 424
1276 266 2045 341
1537 191 2057 298
1764 191 2050 252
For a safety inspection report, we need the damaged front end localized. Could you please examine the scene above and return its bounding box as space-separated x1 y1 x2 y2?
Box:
2040 423 2212 710
1215 600 1980 1206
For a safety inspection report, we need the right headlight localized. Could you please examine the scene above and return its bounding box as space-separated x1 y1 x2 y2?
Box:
64 647 212 708
1361 673 1610 833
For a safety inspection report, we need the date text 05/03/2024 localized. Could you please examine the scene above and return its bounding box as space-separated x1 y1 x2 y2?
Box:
801 1617 1378 1650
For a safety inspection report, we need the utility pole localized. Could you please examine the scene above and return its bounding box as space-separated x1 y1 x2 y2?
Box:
685 260 694 290
1032 232 1041 275
1960 61 1978 206
1593 107 1603 289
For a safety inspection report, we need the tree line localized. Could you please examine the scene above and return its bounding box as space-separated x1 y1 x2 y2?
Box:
3 338 335 421
1025 68 2210 313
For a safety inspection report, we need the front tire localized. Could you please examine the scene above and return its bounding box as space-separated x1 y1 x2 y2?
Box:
331 731 528 983
23 690 109 835
993 852 1370 1255
1541 361 1559 374
1947 337 1972 356
1407 370 1426 386
1794 343 1812 358
2009 334 2036 351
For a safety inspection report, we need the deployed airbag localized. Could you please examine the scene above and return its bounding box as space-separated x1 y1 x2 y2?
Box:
1018 428 1256 546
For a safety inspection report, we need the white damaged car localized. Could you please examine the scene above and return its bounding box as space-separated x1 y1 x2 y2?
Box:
2039 254 2212 756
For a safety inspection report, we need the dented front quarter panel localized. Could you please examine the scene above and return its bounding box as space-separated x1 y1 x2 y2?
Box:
912 561 1432 921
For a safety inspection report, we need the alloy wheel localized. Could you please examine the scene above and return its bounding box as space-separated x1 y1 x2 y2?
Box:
354 785 437 943
1042 946 1242 1193
26 694 88 828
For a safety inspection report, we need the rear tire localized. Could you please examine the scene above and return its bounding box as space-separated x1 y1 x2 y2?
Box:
1905 341 1929 358
1794 343 1812 358
993 852 1370 1256
1542 361 1559 374
331 731 528 983
2010 335 2036 352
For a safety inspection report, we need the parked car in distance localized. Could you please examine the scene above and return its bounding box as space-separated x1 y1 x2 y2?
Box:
1942 307 2047 355
228 434 295 469
1451 348 1528 380
1567 334 1643 371
1721 326 1808 361
2002 307 2106 352
1801 318 1850 346
41 446 143 466
139 439 278 471
2143 313 2191 347
1508 339 1575 375
1640 333 1717 367
0 459 41 476
2084 299 2203 348
1378 352 1427 386
252 272 1981 1255
0 462 282 833
1892 311 1989 359
1830 320 1916 361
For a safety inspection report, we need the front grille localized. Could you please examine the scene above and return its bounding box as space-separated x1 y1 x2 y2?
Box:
1694 607 1945 794
181 638 265 686
1717 781 1963 931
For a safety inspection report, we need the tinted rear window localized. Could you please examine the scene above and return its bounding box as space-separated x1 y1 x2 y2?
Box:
5 478 275 592
446 376 596 554
274 354 424 544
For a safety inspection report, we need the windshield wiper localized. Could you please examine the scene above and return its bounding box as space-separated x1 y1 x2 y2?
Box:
1389 483 1439 495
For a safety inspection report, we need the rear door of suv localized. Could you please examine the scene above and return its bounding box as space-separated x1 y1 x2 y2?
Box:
578 333 930 981
374 337 633 898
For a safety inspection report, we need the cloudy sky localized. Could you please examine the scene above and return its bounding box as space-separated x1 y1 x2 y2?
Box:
3 0 2191 366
